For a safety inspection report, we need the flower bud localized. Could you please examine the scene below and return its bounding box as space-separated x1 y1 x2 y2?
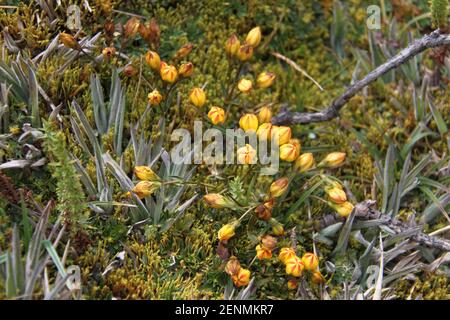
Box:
258 106 272 123
175 43 194 59
104 20 115 39
237 78 252 93
279 143 299 162
256 244 272 260
245 26 262 48
178 62 194 77
294 153 315 173
225 256 241 276
123 64 137 77
145 51 161 70
320 152 346 168
301 253 319 271
189 87 206 107
59 32 81 50
239 114 258 132
270 218 284 236
225 34 240 56
160 64 178 83
232 268 251 287
256 71 276 88
287 279 298 290
261 234 277 251
134 166 159 181
237 144 257 164
148 19 161 48
102 46 116 61
332 201 354 217
272 126 291 145
237 44 253 61
285 256 304 277
255 199 274 221
123 17 140 39
138 21 151 43
132 181 161 199
326 187 347 204
311 270 325 284
256 123 273 140
218 223 236 242
147 90 163 105
208 106 226 125
269 177 289 198
203 194 235 209
279 247 296 264
289 138 301 155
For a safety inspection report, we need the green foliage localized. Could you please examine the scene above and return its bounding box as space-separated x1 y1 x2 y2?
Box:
429 0 449 29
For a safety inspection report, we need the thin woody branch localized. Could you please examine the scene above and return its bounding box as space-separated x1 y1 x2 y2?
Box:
273 29 450 125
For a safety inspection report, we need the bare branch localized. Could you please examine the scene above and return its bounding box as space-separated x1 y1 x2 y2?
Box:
273 29 450 125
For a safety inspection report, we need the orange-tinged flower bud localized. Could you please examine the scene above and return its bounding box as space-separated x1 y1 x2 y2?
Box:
279 143 299 162
326 187 347 204
245 26 262 48
208 106 226 125
332 201 354 217
145 51 161 70
279 247 296 264
237 44 253 61
239 114 258 132
320 152 346 168
237 144 257 164
269 177 289 198
175 43 194 59
289 138 301 155
203 194 235 209
132 181 161 199
270 218 284 236
102 46 116 61
256 123 273 140
225 34 240 56
134 166 159 181
147 90 163 105
256 71 276 88
258 106 272 123
218 223 236 242
287 279 298 290
311 270 325 284
237 78 253 93
59 32 81 50
160 61 168 69
301 252 319 271
232 268 251 287
189 87 206 107
261 234 277 251
160 64 178 83
225 256 241 276
255 198 274 221
178 62 194 77
294 153 315 173
123 64 137 77
123 17 140 39
256 244 272 260
285 256 304 277
272 126 291 145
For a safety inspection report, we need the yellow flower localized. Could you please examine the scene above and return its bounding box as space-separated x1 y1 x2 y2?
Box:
254 199 274 221
326 187 347 204
294 153 315 173
178 62 194 77
289 138 301 155
134 166 159 181
301 253 319 271
102 46 116 61
237 144 257 164
279 143 299 162
203 194 234 209
237 44 253 61
285 256 304 277
132 181 161 199
225 256 241 276
232 268 251 287
256 72 276 88
311 270 325 284
258 106 272 123
207 107 226 125
237 79 253 93
239 114 259 132
269 177 289 198
272 126 291 145
147 90 163 105
333 201 354 217
320 152 346 167
145 50 160 70
246 26 262 47
256 244 272 260
189 87 206 107
278 247 296 264
160 64 178 83
256 123 273 140
59 32 81 50
174 43 193 59
287 279 298 290
218 223 236 242
225 34 240 56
